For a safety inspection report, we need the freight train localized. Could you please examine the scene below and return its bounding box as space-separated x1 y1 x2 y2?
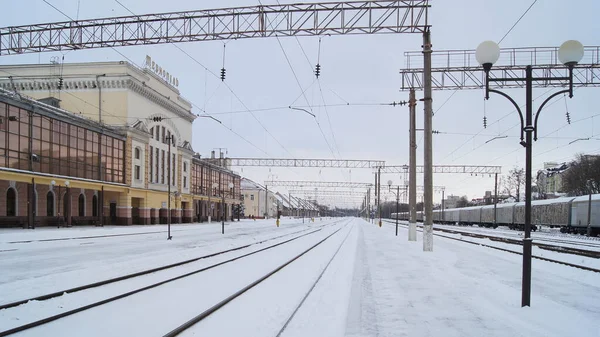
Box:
391 194 600 236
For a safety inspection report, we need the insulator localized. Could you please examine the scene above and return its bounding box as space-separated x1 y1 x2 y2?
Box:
58 77 63 90
566 111 571 124
315 64 321 78
483 116 488 129
220 68 226 81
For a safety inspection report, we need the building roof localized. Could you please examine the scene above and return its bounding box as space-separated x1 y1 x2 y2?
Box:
241 178 265 190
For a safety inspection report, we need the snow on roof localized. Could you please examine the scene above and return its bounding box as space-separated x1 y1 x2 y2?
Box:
480 203 515 209
571 193 600 203
241 178 265 190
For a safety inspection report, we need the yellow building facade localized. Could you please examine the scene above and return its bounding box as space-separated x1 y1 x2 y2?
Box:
0 61 241 227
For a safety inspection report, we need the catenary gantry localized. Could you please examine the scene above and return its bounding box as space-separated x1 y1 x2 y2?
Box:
0 1 430 55
226 158 385 168
379 165 502 174
265 180 372 188
400 45 600 90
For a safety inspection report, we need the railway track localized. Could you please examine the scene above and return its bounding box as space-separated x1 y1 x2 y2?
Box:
382 220 600 273
0 220 346 336
163 220 353 337
3 219 312 244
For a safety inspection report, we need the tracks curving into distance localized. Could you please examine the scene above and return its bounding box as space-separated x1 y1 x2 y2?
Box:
0 219 346 337
382 219 600 273
163 219 353 337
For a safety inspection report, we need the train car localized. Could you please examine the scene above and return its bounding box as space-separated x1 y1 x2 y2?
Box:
494 203 516 227
479 204 498 228
443 208 460 225
432 209 442 222
458 206 482 226
531 197 575 228
568 194 600 235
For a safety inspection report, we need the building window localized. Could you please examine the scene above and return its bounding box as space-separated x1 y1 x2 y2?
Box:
250 194 254 201
6 187 16 216
155 127 160 141
134 147 140 159
46 191 54 216
155 148 159 183
92 195 98 217
149 146 153 181
161 126 165 143
78 194 85 216
161 150 165 184
183 162 187 172
183 176 187 188
135 165 141 180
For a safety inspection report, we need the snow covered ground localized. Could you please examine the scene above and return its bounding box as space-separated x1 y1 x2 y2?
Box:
1 217 598 336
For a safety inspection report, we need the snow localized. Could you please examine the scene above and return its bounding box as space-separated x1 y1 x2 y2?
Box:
1 217 598 336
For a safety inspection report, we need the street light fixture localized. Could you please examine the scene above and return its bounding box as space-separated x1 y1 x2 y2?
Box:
477 39 583 307
388 180 400 236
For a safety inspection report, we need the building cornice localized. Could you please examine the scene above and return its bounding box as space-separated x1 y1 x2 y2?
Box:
0 76 196 123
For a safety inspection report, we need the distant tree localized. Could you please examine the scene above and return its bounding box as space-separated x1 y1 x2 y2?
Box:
456 196 470 208
562 154 600 196
502 167 525 202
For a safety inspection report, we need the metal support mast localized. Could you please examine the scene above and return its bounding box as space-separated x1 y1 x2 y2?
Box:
422 29 433 252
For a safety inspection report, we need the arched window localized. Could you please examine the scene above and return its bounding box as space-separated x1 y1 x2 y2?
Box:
6 188 16 216
78 194 85 216
46 191 55 216
92 195 98 217
134 147 141 159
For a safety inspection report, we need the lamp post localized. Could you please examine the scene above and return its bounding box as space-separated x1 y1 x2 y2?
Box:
166 135 174 240
224 182 233 234
476 39 584 307
587 179 593 237
388 180 400 236
210 182 217 224
51 180 69 227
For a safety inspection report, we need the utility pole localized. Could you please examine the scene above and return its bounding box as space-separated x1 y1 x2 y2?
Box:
422 28 434 252
265 184 268 219
377 167 382 227
409 89 417 241
587 179 593 237
494 173 498 226
441 187 445 222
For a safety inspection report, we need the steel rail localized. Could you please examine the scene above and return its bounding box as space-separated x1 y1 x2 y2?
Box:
0 221 343 336
275 224 353 337
162 221 350 337
382 220 600 273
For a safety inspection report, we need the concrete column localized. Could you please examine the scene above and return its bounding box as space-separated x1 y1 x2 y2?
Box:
408 89 417 241
422 29 434 252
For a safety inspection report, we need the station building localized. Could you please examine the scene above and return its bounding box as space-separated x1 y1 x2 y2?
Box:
0 60 241 227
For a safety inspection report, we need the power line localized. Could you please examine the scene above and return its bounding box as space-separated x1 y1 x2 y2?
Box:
498 0 538 44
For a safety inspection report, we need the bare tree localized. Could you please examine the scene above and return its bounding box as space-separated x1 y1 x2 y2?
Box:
456 196 470 208
502 167 525 202
562 154 600 196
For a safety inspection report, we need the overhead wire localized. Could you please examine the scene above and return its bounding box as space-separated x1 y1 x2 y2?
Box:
35 0 278 159
257 0 338 160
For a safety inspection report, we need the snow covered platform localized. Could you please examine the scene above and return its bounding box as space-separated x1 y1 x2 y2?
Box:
0 217 598 336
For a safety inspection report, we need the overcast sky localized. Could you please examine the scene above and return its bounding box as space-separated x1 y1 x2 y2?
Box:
2 0 599 208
